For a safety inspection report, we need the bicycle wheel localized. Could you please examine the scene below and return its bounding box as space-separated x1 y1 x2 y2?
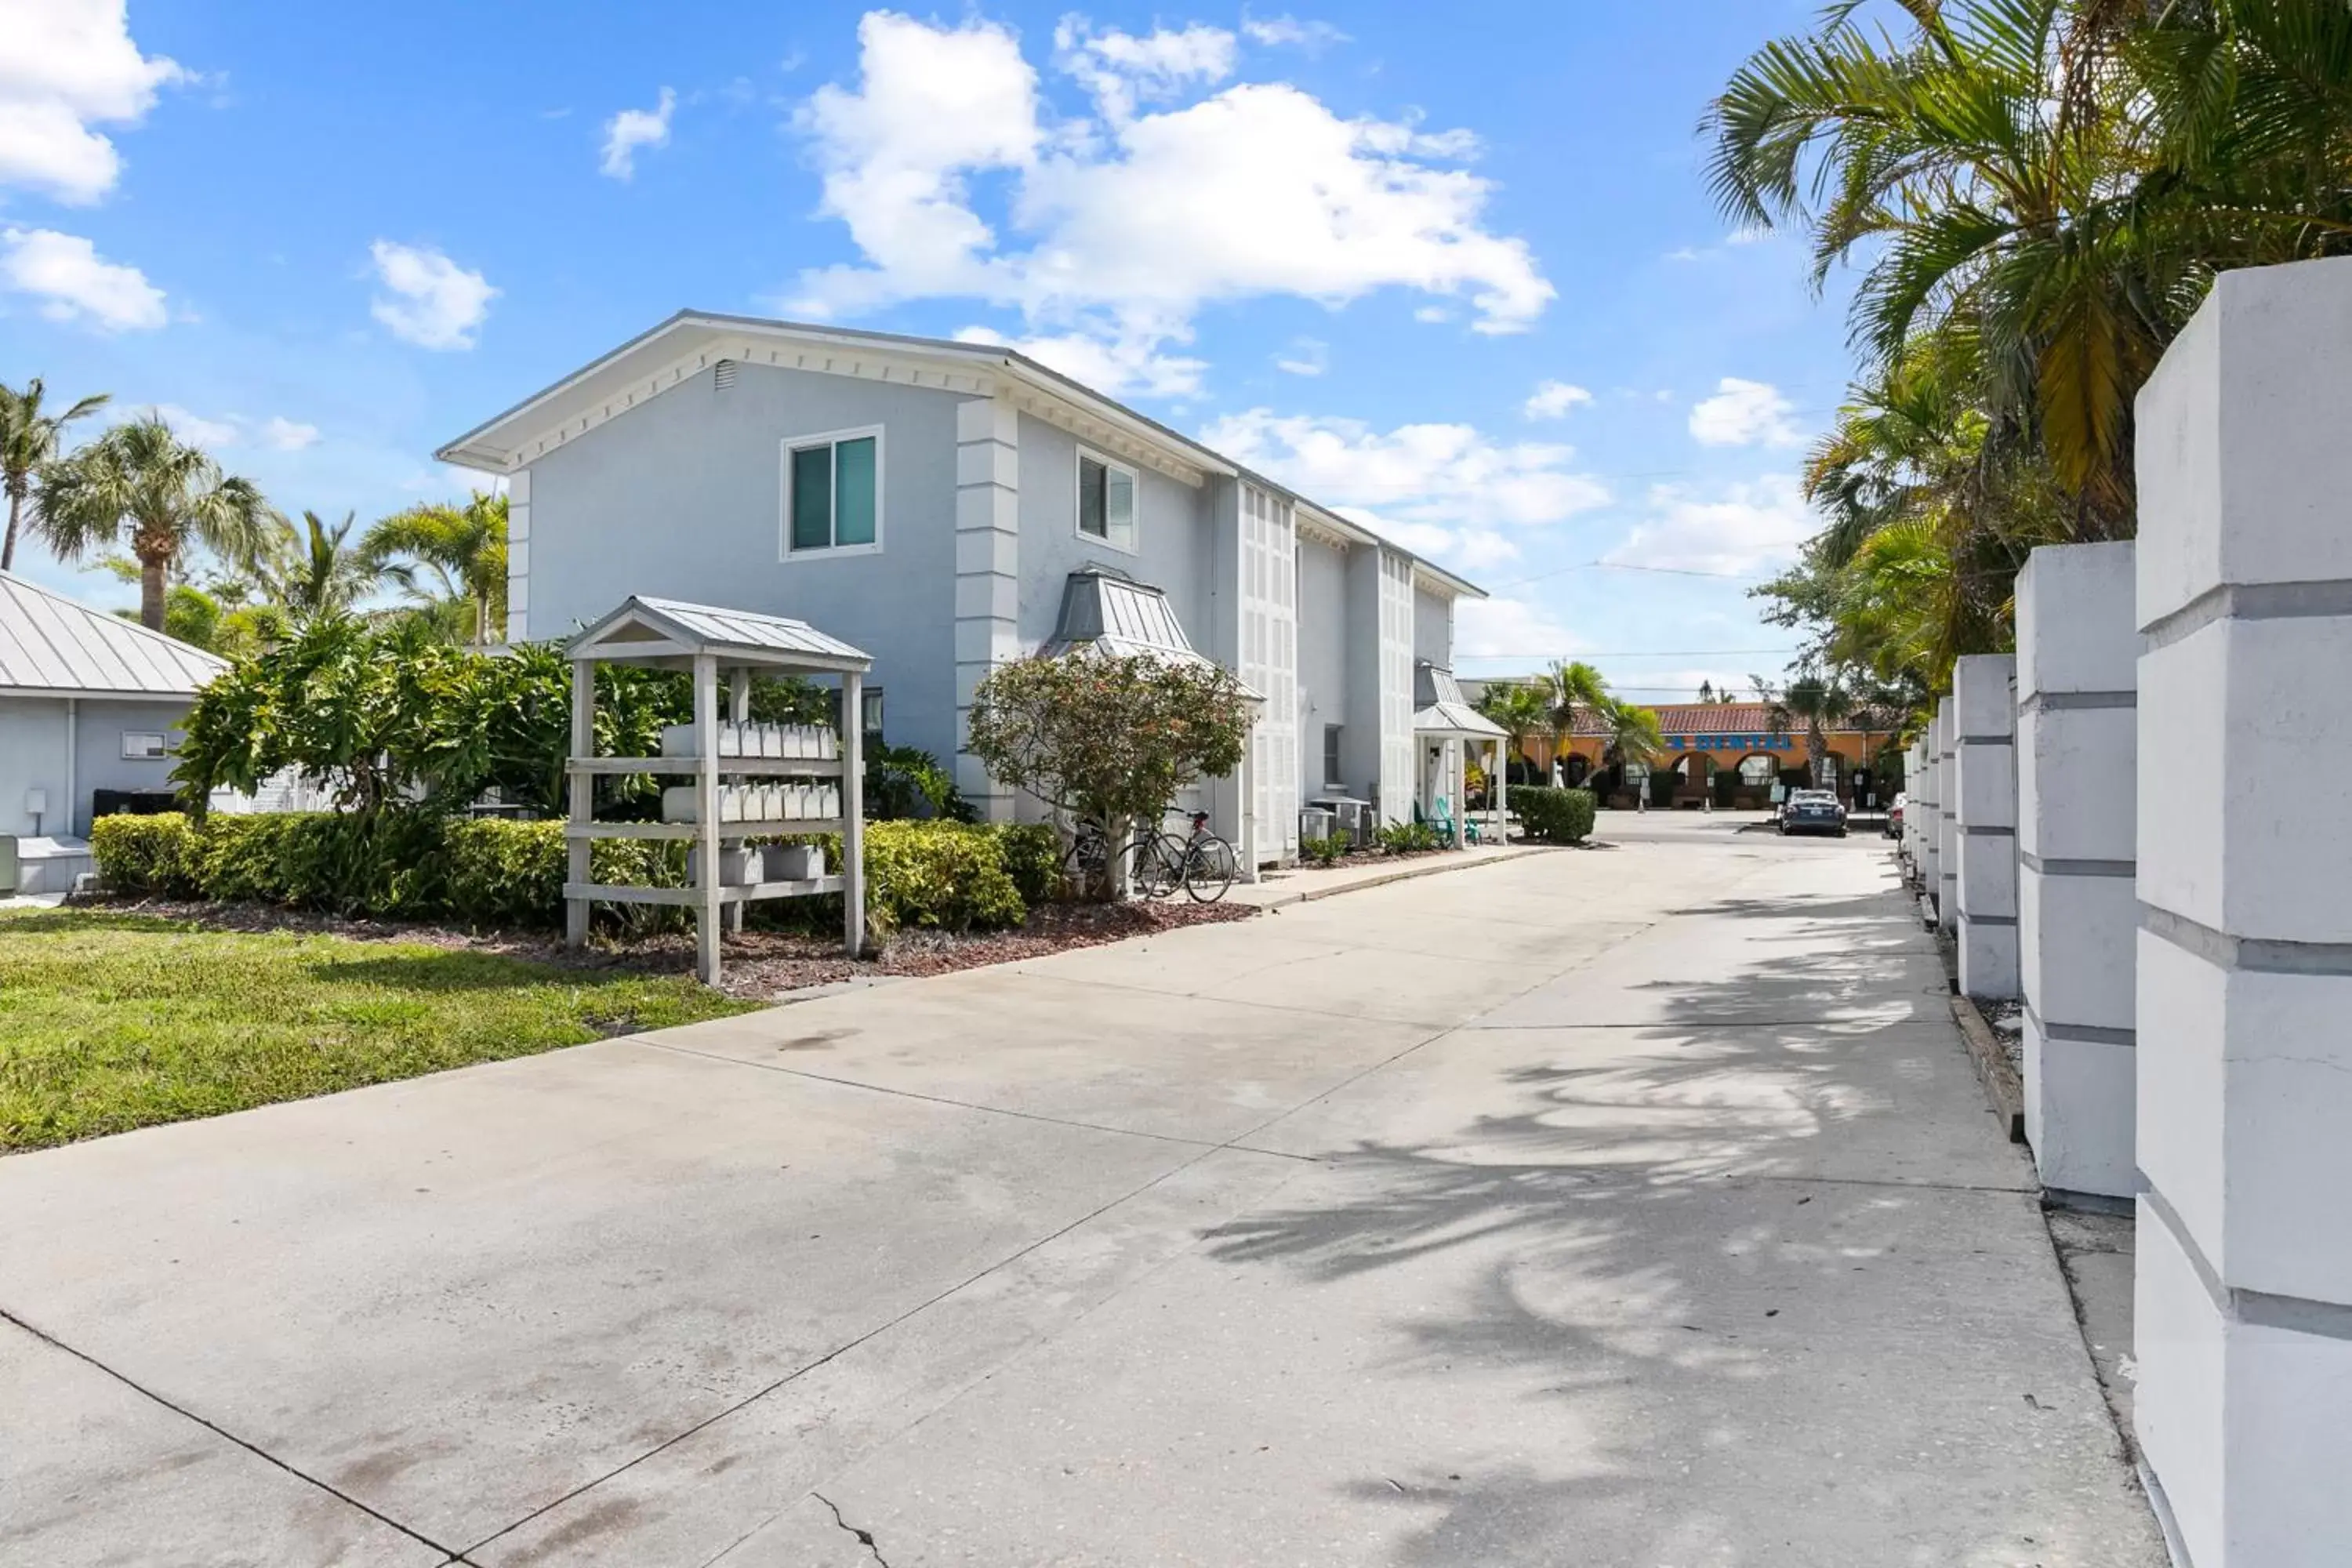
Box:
1061 833 1105 901
1132 833 1186 900
1182 835 1236 902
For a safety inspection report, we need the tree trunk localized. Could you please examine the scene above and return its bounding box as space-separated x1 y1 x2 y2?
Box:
139 552 168 632
2 490 20 572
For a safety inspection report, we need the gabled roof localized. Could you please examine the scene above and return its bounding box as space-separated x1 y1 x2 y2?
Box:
434 310 1485 602
0 572 227 699
566 594 871 673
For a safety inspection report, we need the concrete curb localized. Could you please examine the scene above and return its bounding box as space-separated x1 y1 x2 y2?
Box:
1951 993 2026 1144
1246 845 1554 912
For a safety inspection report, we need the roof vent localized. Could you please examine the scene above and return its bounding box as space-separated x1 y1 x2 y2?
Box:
713 358 737 392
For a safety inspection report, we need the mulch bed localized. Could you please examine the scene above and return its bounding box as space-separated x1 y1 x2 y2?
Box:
64 895 1258 1002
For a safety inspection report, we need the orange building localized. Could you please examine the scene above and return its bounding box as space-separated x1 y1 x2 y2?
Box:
1487 700 1907 809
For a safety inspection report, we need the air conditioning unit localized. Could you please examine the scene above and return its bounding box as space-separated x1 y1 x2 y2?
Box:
1298 806 1336 844
1327 799 1373 847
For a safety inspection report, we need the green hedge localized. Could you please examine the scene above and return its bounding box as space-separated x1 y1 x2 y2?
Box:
90 811 1056 937
1512 786 1596 845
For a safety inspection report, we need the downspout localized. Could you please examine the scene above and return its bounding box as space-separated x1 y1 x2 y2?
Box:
64 698 78 838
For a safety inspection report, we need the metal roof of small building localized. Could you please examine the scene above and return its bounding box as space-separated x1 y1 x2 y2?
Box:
1044 571 1264 698
1414 662 1507 739
0 572 227 699
567 595 872 670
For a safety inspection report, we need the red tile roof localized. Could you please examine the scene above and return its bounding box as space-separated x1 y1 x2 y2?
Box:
1566 702 1901 739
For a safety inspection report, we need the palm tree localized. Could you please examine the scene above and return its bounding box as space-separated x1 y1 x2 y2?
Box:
1595 697 1667 803
259 510 381 624
365 491 508 645
1473 681 1552 782
1541 659 1609 784
1769 672 1855 789
35 416 270 631
0 378 110 572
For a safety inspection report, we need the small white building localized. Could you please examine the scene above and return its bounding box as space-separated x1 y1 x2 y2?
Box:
0 572 224 891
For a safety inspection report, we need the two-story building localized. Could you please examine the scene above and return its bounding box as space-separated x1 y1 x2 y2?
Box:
437 312 1489 865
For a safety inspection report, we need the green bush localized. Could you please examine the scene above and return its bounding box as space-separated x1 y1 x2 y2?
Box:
1514 786 1596 844
985 822 1063 906
89 812 201 895
1377 820 1445 855
1300 833 1348 866
89 810 1044 940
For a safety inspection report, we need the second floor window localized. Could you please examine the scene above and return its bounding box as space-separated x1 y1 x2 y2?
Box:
785 428 882 554
1077 448 1137 551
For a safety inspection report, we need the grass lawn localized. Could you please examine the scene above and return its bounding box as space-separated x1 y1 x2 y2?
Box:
0 909 759 1152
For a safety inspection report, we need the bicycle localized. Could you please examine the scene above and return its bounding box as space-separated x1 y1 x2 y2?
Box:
1167 810 1236 903
1060 815 1189 901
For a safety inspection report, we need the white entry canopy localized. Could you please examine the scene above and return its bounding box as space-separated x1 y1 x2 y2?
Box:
1414 661 1506 739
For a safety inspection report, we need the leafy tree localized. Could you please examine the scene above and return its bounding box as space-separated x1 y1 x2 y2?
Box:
257 510 382 625
1 377 109 573
1769 671 1855 788
1595 698 1665 775
365 490 509 645
34 416 269 631
965 652 1253 897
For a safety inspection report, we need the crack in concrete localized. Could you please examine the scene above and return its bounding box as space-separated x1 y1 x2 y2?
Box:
813 1492 892 1567
0 1305 467 1563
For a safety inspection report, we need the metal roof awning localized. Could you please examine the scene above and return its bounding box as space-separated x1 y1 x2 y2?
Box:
1414 660 1506 739
564 595 872 673
1044 570 1263 699
0 572 227 699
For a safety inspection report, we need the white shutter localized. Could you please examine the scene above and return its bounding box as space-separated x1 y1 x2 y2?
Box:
1378 550 1414 824
1239 485 1300 858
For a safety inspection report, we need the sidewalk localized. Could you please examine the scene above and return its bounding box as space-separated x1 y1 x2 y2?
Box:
1229 840 1541 908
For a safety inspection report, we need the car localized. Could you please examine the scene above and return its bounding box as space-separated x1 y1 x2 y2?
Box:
1885 792 1907 839
1780 790 1849 837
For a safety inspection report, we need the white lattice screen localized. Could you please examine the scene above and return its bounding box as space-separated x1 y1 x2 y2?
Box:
1377 550 1415 823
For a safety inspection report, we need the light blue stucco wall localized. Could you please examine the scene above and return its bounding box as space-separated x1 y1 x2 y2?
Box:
522 361 970 766
1013 413 1218 652
1414 586 1454 670
1295 537 1348 797
0 694 195 836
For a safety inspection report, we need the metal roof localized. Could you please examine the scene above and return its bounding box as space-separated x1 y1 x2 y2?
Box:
0 572 227 699
1044 571 1264 698
1413 662 1506 739
566 594 872 671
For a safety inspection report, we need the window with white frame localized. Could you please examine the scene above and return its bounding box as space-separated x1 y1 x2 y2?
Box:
1323 724 1343 786
782 427 883 555
1076 447 1137 551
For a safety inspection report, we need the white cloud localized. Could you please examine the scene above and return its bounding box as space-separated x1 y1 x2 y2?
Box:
1454 594 1584 661
1523 379 1592 420
133 404 238 448
1241 15 1348 50
0 226 165 329
1603 474 1817 577
954 321 1207 398
1688 377 1801 447
1200 408 1609 531
259 415 320 450
1055 19 1235 122
0 0 184 203
368 240 495 350
1275 336 1327 376
600 86 676 180
787 13 1550 390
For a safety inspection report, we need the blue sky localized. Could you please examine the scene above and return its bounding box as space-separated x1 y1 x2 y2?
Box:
2 0 1859 702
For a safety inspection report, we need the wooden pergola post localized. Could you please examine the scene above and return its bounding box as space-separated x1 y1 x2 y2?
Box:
565 658 594 949
694 652 721 986
842 668 866 957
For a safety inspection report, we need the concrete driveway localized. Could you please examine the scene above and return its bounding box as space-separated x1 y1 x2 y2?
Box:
0 819 2163 1566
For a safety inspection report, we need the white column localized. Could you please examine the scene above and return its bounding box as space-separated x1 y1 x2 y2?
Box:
954 397 1020 822
564 657 592 949
2132 254 2352 1568
693 652 721 986
842 670 866 956
2016 541 2138 1203
1935 697 1958 931
1952 654 2020 998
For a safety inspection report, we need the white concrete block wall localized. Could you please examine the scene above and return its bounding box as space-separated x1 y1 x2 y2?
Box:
1952 655 2020 998
953 397 1020 821
2132 254 2352 1568
2016 541 2138 1202
1935 698 1958 933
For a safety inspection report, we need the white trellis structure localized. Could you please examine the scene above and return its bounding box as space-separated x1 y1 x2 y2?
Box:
563 597 871 985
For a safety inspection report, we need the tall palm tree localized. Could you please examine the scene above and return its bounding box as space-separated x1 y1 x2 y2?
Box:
36 416 270 631
260 510 381 624
1541 659 1609 784
1769 672 1855 789
1473 681 1552 782
0 378 110 572
365 491 508 645
1595 697 1667 803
